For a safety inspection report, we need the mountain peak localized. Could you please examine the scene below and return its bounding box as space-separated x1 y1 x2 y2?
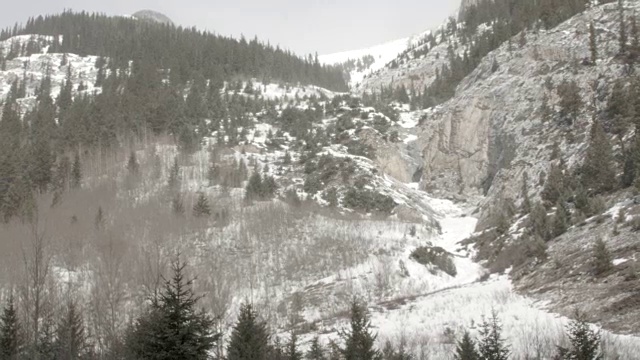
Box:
131 10 174 25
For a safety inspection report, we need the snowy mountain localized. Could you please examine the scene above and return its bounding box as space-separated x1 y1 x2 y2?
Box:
1 1 640 358
131 10 174 25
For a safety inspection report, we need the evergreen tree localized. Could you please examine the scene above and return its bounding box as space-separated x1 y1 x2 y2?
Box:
283 151 292 165
581 120 616 194
168 157 181 192
227 303 270 360
71 153 82 189
37 313 56 359
126 257 218 359
520 172 531 214
0 294 22 360
454 331 479 360
340 300 380 360
592 237 612 277
127 150 140 176
286 334 303 360
477 311 509 360
556 80 582 124
552 201 569 238
95 206 104 230
541 163 565 207
245 172 263 202
172 193 185 216
555 312 602 360
55 300 89 359
619 0 627 55
193 192 211 218
307 337 326 360
589 22 597 64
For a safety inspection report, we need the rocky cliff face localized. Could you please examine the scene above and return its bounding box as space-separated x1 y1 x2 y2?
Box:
411 2 634 228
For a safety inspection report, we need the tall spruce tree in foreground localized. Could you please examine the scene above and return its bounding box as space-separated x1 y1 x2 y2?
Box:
454 331 479 360
477 311 509 360
307 336 326 360
286 334 303 360
0 294 22 359
227 303 270 360
55 300 89 359
340 300 380 360
126 257 218 359
555 312 602 360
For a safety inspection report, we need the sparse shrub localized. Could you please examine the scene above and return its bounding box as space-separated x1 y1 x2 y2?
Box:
323 187 338 207
346 140 375 160
284 189 301 207
616 208 626 224
630 216 640 232
409 225 417 237
342 187 396 214
410 246 457 276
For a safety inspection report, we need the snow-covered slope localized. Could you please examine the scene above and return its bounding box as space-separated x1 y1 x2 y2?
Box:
319 37 411 86
319 29 436 87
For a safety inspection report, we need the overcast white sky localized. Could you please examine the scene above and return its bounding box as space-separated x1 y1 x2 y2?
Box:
0 0 460 55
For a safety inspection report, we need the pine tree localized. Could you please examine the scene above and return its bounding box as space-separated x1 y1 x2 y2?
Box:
556 312 602 360
55 300 89 359
245 172 263 202
37 313 56 359
552 201 569 238
581 120 616 195
588 22 597 65
95 206 104 230
454 331 478 360
172 193 185 216
477 311 509 360
340 300 380 360
227 303 270 360
556 80 583 124
127 150 140 176
619 0 627 55
71 152 82 189
193 192 211 218
541 163 565 207
168 157 181 192
592 237 612 277
286 334 303 360
126 257 218 359
0 294 22 360
307 337 326 360
283 151 292 165
520 172 531 214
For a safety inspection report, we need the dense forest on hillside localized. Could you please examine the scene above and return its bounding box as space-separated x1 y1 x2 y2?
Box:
0 11 348 91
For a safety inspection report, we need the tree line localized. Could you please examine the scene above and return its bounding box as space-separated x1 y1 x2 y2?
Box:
0 256 608 360
0 11 347 92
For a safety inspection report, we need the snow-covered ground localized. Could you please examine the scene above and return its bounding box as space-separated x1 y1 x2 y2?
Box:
319 29 433 87
291 193 640 359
